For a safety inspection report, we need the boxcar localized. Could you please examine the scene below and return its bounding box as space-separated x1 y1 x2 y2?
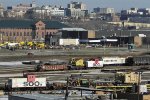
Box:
102 57 126 66
86 61 103 68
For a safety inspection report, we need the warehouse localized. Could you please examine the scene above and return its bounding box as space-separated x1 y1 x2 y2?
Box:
59 28 95 39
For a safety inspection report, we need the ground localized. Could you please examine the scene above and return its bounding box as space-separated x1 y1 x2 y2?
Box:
0 47 149 61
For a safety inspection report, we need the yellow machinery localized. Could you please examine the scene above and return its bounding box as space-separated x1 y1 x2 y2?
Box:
0 43 4 47
69 74 90 87
19 41 25 46
70 58 85 67
115 72 140 84
36 42 45 49
27 42 34 47
95 72 141 93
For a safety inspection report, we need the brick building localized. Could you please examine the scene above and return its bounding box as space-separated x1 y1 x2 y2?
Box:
0 20 68 43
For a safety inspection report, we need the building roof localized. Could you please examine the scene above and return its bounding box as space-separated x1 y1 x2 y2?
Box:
0 20 69 29
96 30 150 37
60 28 87 31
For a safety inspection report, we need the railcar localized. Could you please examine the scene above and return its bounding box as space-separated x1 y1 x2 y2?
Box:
86 58 104 68
35 61 68 71
102 57 126 66
125 56 150 66
34 55 150 72
5 74 46 91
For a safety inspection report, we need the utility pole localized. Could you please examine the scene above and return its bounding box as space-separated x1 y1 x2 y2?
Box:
65 77 69 100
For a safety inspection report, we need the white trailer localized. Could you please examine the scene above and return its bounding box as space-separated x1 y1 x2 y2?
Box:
8 78 46 88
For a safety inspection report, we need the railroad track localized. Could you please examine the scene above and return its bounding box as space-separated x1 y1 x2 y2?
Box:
0 65 34 74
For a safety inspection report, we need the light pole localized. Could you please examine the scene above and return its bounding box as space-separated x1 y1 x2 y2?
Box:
137 71 142 100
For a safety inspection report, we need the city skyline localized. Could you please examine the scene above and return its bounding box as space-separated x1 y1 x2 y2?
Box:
1 0 150 12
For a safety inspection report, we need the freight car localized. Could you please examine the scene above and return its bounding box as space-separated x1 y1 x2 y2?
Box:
125 55 150 66
35 61 68 71
85 58 103 68
102 56 126 66
5 74 46 91
34 55 150 72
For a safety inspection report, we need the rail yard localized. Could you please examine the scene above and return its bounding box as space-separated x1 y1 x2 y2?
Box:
0 47 150 100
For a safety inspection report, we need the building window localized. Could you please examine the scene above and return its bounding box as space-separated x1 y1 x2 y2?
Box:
42 32 44 38
17 32 19 36
10 32 12 36
20 32 22 36
27 32 30 36
6 32 8 36
46 32 49 35
24 32 26 36
13 32 16 36
41 27 45 30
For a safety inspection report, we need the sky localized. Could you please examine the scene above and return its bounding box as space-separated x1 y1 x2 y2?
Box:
1 0 150 12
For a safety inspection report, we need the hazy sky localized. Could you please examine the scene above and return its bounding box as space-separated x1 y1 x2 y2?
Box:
1 0 150 12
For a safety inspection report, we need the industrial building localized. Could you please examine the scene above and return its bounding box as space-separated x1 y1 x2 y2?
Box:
60 28 95 39
0 20 68 43
44 28 95 46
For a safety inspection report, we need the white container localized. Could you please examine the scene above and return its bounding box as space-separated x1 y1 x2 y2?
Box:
8 78 46 88
86 61 103 68
139 85 147 93
102 57 126 65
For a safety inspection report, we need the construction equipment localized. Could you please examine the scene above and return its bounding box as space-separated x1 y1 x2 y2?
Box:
68 58 85 70
115 72 140 84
